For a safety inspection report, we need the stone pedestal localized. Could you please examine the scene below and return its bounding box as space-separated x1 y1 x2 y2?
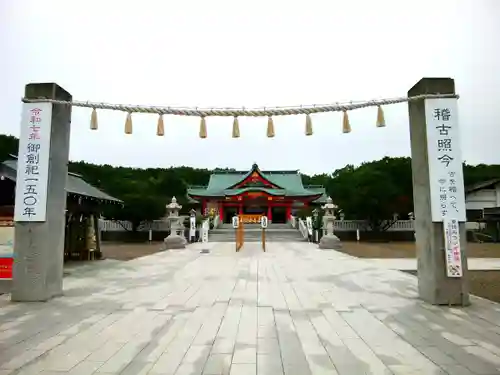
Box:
163 233 187 250
319 233 342 250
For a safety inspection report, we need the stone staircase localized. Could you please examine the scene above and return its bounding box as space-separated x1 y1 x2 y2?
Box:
208 223 306 242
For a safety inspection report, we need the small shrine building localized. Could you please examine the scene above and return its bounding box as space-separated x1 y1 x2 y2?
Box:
187 163 328 223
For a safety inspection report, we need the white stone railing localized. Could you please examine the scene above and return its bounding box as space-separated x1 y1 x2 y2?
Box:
99 218 483 232
333 220 414 231
298 218 309 239
99 219 171 232
333 220 483 231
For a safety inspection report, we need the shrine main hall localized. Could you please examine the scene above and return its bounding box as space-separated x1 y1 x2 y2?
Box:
187 164 328 223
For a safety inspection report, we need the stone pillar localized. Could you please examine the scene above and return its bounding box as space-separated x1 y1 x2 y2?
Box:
12 83 72 302
408 77 469 305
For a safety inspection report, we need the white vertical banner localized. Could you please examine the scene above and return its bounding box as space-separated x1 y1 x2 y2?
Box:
306 217 313 235
201 220 209 243
260 216 268 229
443 218 463 277
14 102 53 222
232 216 239 229
189 216 196 239
425 98 466 222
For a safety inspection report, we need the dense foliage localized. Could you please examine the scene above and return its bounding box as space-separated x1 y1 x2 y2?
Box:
2 134 500 231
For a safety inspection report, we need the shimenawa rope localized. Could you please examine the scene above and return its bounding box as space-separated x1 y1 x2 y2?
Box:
22 93 459 137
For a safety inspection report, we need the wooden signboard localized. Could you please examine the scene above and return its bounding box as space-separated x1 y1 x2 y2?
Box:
0 217 14 280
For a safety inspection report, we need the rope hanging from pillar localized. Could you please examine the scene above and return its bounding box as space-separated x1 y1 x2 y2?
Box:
22 93 458 139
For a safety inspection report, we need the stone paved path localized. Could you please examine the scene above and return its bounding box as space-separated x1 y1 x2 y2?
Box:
2 242 500 375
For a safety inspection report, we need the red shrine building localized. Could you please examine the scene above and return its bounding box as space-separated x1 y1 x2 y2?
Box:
187 164 328 223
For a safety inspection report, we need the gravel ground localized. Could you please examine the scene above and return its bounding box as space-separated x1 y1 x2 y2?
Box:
101 242 164 260
340 241 500 258
339 241 500 303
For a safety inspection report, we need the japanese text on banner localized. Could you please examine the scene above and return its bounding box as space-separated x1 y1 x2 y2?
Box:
443 218 463 277
14 103 52 222
425 98 466 222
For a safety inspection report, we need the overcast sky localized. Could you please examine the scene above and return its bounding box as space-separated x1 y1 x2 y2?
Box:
1 0 499 175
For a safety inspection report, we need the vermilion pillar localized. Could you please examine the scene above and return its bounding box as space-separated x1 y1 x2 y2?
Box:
267 205 272 221
219 202 224 222
201 200 206 215
239 203 243 215
285 205 291 221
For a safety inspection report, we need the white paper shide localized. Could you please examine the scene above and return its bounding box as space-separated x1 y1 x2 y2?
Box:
443 218 463 277
425 98 466 222
14 103 53 222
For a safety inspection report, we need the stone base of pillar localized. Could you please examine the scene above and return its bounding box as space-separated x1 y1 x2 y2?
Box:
163 234 187 250
318 234 342 250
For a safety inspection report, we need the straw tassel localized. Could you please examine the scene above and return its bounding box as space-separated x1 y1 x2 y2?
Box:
342 110 351 133
232 116 240 138
199 116 207 138
90 108 98 130
376 105 386 127
305 114 313 136
156 114 164 136
266 116 275 138
124 113 133 134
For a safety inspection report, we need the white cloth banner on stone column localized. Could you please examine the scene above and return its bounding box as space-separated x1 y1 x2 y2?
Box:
14 102 53 222
424 98 466 222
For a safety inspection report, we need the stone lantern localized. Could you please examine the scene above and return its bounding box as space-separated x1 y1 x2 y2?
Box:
319 196 342 250
167 196 181 217
163 196 187 249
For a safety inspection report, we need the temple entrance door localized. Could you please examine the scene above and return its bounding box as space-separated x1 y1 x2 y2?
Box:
271 207 287 224
224 207 237 223
243 205 265 216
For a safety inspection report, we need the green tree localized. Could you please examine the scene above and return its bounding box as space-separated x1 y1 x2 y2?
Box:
102 194 167 231
3 133 500 229
328 157 414 231
0 135 19 162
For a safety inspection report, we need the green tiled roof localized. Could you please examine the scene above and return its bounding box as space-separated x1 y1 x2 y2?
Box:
224 188 286 196
305 185 328 203
187 163 328 201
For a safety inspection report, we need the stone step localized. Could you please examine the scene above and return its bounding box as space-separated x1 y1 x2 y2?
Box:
206 237 305 242
208 227 306 242
210 229 298 234
217 223 292 230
